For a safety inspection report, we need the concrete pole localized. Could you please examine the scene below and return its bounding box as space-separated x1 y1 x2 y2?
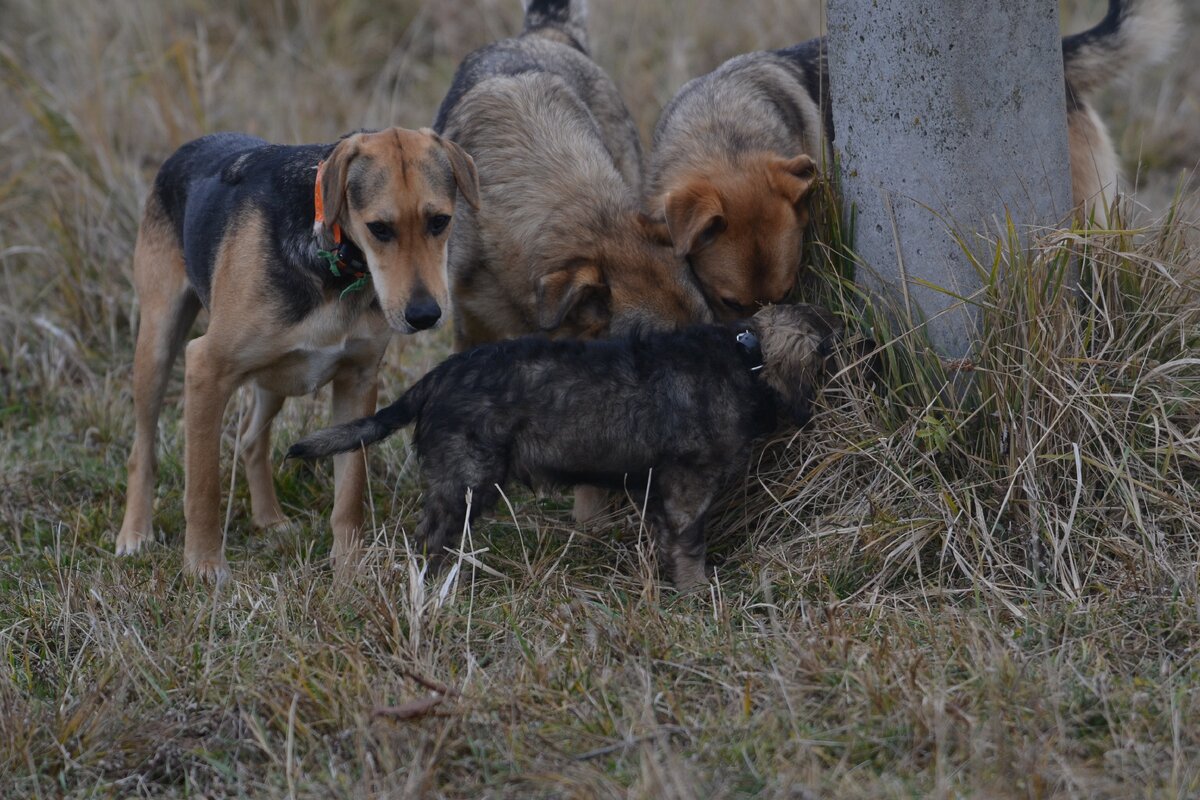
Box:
826 1 1073 358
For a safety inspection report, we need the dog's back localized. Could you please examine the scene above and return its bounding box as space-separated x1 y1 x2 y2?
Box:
1060 0 1180 214
148 133 324 309
434 0 640 189
647 47 827 202
652 0 1178 193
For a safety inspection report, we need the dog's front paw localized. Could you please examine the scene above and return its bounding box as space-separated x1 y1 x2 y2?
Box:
330 538 363 576
184 550 231 584
253 512 295 532
115 525 153 556
671 556 711 594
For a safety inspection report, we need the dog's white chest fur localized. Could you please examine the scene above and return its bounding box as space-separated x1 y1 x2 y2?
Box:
246 305 389 397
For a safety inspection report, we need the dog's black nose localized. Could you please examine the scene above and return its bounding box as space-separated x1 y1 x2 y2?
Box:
405 298 442 331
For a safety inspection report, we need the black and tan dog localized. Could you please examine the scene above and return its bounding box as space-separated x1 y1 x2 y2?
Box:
646 0 1180 321
115 127 480 582
287 304 841 590
433 0 711 349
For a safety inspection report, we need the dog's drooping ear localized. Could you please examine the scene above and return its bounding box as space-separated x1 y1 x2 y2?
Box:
427 129 481 211
535 263 607 331
317 134 363 242
770 154 818 206
664 181 726 259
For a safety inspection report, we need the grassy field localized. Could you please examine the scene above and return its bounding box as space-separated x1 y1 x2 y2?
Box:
2 0 1199 797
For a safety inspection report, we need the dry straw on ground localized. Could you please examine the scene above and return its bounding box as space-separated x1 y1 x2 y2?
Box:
1 1 1198 797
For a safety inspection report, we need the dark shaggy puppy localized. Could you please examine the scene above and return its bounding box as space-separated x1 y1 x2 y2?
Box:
288 304 840 589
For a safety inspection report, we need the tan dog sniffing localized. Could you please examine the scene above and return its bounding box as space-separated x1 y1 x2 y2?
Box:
647 0 1180 322
116 127 479 582
433 0 711 349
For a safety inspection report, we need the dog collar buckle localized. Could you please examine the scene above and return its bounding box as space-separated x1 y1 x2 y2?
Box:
736 329 765 372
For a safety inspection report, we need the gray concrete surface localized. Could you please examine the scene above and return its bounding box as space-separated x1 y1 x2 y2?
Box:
827 0 1073 357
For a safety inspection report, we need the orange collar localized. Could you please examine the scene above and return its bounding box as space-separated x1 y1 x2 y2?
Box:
313 160 343 245
314 160 369 296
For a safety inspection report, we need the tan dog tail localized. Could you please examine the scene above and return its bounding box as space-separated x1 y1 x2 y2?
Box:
287 394 417 461
1062 0 1180 97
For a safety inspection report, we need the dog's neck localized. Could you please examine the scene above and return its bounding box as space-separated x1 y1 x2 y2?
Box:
735 329 765 372
312 160 370 298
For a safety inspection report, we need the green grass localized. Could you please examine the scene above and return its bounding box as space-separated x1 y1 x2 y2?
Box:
2 0 1200 797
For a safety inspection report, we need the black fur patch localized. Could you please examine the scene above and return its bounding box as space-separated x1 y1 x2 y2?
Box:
149 132 375 325
776 38 835 142
525 0 573 25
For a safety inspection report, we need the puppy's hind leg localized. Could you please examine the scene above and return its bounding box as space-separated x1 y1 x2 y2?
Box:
413 457 504 574
239 386 288 531
117 221 201 556
414 486 469 573
646 470 721 592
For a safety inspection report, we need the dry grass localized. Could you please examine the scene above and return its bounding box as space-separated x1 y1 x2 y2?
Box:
2 1 1199 797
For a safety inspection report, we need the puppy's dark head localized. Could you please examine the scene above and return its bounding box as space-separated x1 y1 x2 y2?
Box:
749 303 842 427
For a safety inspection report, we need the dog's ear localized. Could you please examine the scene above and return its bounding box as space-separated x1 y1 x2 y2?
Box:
770 154 818 206
536 263 608 332
636 211 674 248
428 130 481 211
319 134 362 237
663 181 726 259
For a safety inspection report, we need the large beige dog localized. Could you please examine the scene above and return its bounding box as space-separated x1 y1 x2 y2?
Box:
434 0 710 349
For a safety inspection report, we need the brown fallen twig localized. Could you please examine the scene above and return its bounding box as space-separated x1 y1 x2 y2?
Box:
372 696 449 721
573 726 689 761
402 669 461 698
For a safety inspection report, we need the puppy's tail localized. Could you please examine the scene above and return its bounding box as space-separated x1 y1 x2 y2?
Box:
286 394 417 461
1062 0 1180 97
523 0 589 51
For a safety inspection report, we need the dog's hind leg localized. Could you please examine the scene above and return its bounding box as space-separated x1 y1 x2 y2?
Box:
239 386 288 531
117 219 201 556
328 363 380 572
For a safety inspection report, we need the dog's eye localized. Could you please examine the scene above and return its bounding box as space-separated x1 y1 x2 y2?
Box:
698 217 726 247
367 221 395 242
427 214 452 236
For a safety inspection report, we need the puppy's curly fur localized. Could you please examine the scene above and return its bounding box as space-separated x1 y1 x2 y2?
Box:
289 304 841 589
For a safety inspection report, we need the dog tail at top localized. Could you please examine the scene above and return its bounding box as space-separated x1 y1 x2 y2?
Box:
523 0 589 50
286 393 419 461
1062 0 1180 97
